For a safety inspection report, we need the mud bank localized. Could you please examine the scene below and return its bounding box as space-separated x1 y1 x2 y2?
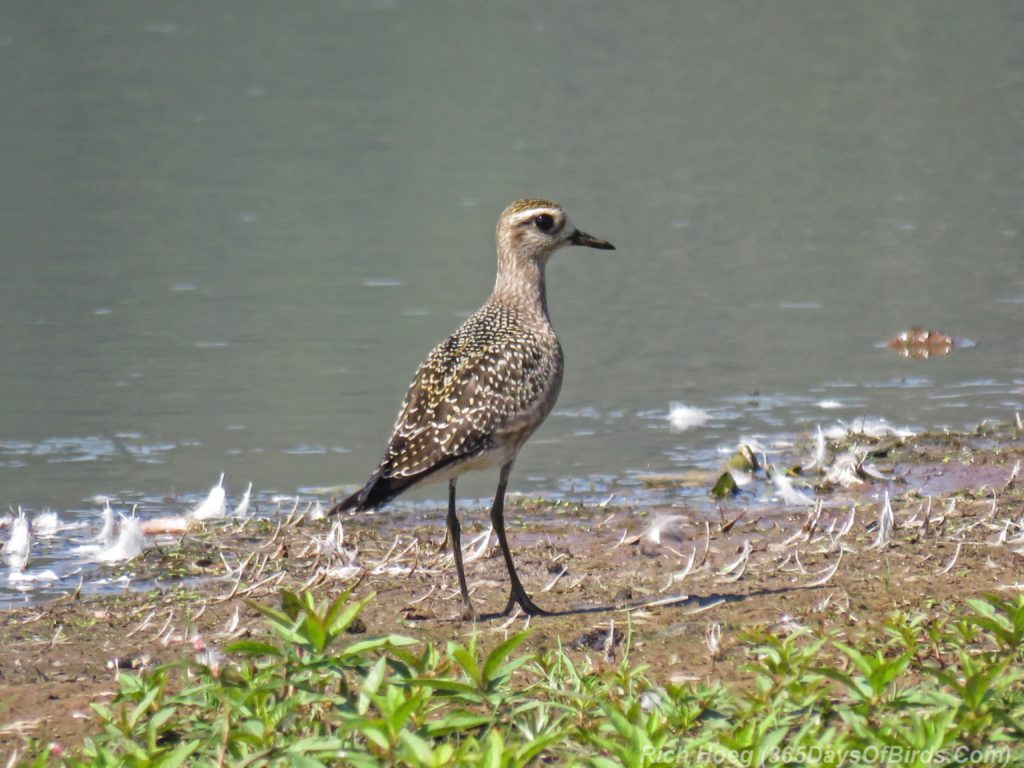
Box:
1 423 1022 752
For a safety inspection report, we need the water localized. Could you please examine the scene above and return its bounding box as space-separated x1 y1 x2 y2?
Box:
2 2 1022 603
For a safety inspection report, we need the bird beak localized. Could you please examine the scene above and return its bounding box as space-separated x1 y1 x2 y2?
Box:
569 229 616 250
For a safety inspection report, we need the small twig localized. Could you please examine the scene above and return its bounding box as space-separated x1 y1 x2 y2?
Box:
407 585 436 606
936 542 962 575
152 609 175 642
683 597 725 616
717 542 751 577
806 549 843 587
541 566 568 593
697 520 711 566
126 609 157 638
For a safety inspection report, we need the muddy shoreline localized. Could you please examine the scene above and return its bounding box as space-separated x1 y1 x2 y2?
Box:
2 424 1022 754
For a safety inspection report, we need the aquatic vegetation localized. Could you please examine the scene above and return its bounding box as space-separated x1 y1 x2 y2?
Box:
24 589 1024 766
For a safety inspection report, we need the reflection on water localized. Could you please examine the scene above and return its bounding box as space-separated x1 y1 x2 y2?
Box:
1 2 1022 601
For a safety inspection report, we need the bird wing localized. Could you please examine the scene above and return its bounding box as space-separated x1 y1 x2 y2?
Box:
380 308 560 480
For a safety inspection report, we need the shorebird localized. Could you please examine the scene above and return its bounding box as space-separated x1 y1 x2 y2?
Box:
328 199 614 618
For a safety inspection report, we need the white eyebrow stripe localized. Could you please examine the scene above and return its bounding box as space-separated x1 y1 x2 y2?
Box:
515 207 560 221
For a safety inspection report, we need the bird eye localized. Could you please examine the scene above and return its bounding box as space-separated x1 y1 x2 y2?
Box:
534 213 555 232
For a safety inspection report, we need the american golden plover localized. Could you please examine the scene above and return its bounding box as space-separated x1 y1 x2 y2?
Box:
329 199 615 618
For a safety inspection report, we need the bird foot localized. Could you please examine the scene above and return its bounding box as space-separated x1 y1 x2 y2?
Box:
502 590 551 617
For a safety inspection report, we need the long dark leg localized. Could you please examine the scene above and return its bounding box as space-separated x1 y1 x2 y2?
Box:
447 479 477 620
490 462 549 617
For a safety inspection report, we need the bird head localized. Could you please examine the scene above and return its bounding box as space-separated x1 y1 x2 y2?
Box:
497 199 615 265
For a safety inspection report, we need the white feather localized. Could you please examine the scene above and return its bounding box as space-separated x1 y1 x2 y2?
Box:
772 471 815 507
869 491 894 550
803 425 827 471
307 500 325 521
5 509 31 571
667 402 709 433
97 513 146 563
644 515 689 546
33 509 61 537
191 473 227 520
96 501 116 546
232 482 253 517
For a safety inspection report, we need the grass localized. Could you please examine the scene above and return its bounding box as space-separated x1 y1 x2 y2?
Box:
24 589 1024 767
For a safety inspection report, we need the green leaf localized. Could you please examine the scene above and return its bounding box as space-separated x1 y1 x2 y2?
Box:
302 610 328 652
399 730 437 764
326 591 376 641
754 726 789 766
410 677 483 697
225 639 284 657
248 597 294 627
421 711 491 736
359 656 389 715
341 634 418 657
711 471 738 499
286 736 347 753
281 589 305 619
482 630 532 685
324 583 358 626
152 739 200 768
817 667 871 702
482 728 504 768
284 755 327 768
450 644 482 687
127 682 163 729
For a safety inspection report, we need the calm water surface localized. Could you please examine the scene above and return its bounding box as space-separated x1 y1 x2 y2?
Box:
2 2 1022 602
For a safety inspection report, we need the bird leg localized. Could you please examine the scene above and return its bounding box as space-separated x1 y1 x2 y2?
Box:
491 462 550 617
447 479 478 620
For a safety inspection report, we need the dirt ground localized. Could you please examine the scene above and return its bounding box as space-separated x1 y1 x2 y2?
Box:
2 425 1023 756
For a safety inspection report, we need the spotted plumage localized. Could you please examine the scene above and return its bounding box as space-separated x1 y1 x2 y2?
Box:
329 199 614 619
386 302 562 478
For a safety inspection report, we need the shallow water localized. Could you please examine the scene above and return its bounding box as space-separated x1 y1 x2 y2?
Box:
1 2 1022 603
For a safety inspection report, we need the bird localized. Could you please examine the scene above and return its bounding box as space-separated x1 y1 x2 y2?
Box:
328 198 615 619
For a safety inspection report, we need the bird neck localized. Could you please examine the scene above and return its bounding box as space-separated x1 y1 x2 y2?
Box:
491 256 550 319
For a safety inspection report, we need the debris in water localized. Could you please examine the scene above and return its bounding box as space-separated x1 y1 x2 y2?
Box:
885 327 968 359
668 402 709 432
711 443 760 499
140 517 198 536
32 510 61 537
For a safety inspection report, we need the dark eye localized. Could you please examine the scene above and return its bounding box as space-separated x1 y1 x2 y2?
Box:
534 213 555 232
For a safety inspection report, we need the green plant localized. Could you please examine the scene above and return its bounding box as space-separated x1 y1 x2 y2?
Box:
36 592 1024 767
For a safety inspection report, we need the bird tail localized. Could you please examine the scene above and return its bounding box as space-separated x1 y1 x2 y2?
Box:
326 470 419 516
326 455 466 517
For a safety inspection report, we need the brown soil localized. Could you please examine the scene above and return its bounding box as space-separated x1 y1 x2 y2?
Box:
2 426 1023 757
